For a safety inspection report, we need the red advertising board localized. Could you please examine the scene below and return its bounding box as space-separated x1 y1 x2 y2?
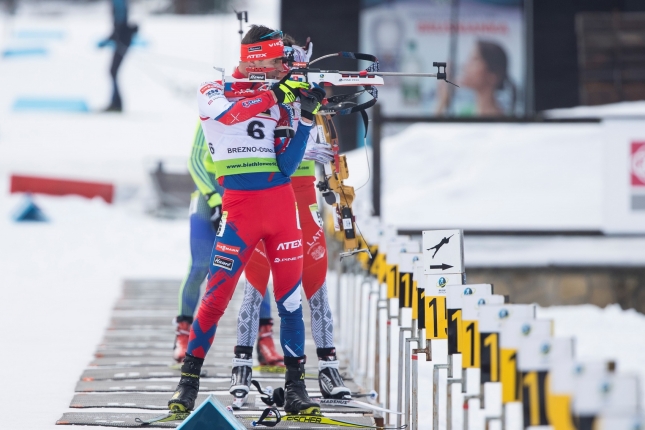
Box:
631 142 645 187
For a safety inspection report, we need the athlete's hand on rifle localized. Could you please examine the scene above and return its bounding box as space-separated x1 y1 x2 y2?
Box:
271 73 310 104
299 84 326 121
304 142 334 164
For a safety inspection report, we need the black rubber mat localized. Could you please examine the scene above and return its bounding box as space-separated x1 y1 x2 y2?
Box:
109 318 245 332
120 289 180 299
90 357 178 367
79 366 332 381
102 331 174 343
114 298 246 308
57 412 375 429
109 317 178 328
75 379 183 392
94 345 320 359
74 378 326 393
58 279 363 429
94 349 243 358
113 303 176 311
81 366 231 381
56 412 179 427
69 393 373 414
99 335 283 347
90 355 256 367
69 393 211 410
123 279 182 287
90 352 320 370
95 349 181 358
111 310 177 318
105 329 175 336
97 342 174 350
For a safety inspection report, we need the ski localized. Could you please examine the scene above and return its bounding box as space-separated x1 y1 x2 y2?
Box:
252 365 285 374
351 389 378 400
312 397 401 415
134 411 190 425
282 415 406 429
252 365 317 378
252 412 407 429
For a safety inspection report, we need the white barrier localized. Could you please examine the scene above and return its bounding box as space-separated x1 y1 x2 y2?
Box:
330 224 643 430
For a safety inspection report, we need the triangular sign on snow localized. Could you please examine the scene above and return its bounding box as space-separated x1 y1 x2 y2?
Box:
12 195 48 222
176 395 246 430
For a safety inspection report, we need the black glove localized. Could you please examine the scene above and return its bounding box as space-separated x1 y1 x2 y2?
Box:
271 73 310 104
209 205 222 232
299 85 326 121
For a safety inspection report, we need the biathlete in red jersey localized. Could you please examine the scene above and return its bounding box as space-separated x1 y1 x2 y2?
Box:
168 25 326 416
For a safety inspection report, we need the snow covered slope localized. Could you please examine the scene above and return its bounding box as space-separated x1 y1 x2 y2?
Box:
347 122 610 231
0 2 278 428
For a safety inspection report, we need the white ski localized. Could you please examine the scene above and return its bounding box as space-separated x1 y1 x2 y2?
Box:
313 397 402 415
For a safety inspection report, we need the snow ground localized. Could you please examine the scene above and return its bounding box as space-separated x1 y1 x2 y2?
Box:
346 121 631 231
1 3 644 429
545 100 645 119
0 2 278 428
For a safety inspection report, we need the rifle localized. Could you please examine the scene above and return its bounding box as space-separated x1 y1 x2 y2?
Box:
213 52 451 258
216 53 450 121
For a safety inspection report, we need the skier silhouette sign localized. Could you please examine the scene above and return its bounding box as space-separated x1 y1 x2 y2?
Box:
422 229 464 275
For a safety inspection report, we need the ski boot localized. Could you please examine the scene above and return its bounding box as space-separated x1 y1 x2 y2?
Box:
168 353 203 412
257 319 284 367
284 356 320 415
317 348 352 399
172 316 192 363
230 346 253 410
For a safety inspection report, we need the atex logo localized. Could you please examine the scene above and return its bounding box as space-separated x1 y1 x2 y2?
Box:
246 53 267 59
213 255 234 271
276 239 302 250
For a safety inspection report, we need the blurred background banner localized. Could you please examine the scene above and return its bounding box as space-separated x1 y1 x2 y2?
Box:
360 0 525 117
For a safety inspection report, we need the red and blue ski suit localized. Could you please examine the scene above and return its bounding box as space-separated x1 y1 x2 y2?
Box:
187 71 312 360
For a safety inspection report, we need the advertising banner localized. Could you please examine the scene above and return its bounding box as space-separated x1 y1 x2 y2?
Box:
603 121 645 233
360 0 525 117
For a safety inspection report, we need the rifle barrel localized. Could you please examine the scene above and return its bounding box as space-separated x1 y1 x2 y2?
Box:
338 71 438 77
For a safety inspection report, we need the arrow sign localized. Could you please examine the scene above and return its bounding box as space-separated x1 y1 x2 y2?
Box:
423 230 464 275
429 263 453 271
